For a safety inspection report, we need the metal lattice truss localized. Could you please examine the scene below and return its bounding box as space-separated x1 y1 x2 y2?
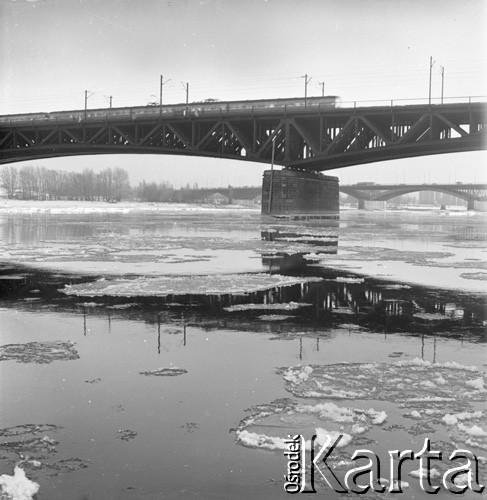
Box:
1 102 486 169
340 184 487 202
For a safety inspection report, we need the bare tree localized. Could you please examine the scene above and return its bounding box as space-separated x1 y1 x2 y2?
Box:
112 167 130 201
0 166 18 199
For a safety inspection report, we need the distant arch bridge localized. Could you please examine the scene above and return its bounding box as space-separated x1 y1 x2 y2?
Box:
340 183 487 210
0 96 486 170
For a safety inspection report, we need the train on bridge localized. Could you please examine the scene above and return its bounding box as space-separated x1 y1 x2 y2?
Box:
0 96 340 125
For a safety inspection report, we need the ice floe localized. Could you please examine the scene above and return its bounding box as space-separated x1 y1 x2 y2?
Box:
0 341 79 364
223 301 311 312
333 277 365 283
409 466 442 479
139 368 187 376
235 430 291 451
442 411 483 426
61 274 322 297
116 429 138 441
235 399 387 457
0 424 89 479
278 359 487 404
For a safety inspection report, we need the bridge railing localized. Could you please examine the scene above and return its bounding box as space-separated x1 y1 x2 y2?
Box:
338 95 487 109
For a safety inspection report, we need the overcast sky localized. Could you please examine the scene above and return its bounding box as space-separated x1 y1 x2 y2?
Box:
1 0 486 187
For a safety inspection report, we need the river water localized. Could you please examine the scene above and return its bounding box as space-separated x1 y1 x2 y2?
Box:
0 202 486 499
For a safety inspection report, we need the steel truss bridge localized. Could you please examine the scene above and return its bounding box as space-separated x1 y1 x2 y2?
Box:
0 97 486 169
340 183 487 208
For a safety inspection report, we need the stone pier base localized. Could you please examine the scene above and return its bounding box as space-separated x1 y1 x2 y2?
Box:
358 200 386 210
261 169 339 216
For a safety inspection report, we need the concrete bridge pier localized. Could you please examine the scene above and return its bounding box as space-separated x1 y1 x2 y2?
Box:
358 200 386 210
261 169 339 216
473 200 487 211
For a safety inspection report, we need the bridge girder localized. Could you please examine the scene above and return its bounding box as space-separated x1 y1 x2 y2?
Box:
0 102 486 169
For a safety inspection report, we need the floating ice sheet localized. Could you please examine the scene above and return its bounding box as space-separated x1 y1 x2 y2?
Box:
60 274 322 297
0 341 79 364
0 424 89 480
223 301 311 312
235 399 384 460
278 359 487 403
139 368 188 376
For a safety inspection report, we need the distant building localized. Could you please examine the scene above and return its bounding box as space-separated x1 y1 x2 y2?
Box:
205 192 229 205
232 195 262 206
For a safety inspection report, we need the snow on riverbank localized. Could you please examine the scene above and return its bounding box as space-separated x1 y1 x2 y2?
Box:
0 199 258 215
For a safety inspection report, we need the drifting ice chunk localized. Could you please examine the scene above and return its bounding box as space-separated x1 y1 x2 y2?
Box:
458 423 487 437
235 399 388 455
278 361 487 403
315 428 352 447
235 430 290 451
0 467 39 500
0 341 79 364
282 365 313 384
409 467 441 479
139 368 187 377
466 378 485 391
223 301 311 312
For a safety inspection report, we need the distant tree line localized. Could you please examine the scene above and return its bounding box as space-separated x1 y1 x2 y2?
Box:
1 165 256 204
0 165 130 201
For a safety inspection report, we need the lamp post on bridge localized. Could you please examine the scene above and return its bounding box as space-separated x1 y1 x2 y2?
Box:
301 74 312 108
318 81 325 97
440 66 445 104
181 82 189 113
84 90 94 120
428 56 434 105
159 75 171 117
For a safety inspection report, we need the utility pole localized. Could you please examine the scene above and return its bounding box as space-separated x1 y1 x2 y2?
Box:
184 82 189 112
160 75 163 108
441 66 445 104
301 74 312 108
318 81 325 97
428 56 435 105
159 75 171 116
105 95 113 108
84 89 94 120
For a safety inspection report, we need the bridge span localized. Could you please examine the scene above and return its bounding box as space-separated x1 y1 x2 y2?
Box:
340 183 487 210
0 97 485 171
